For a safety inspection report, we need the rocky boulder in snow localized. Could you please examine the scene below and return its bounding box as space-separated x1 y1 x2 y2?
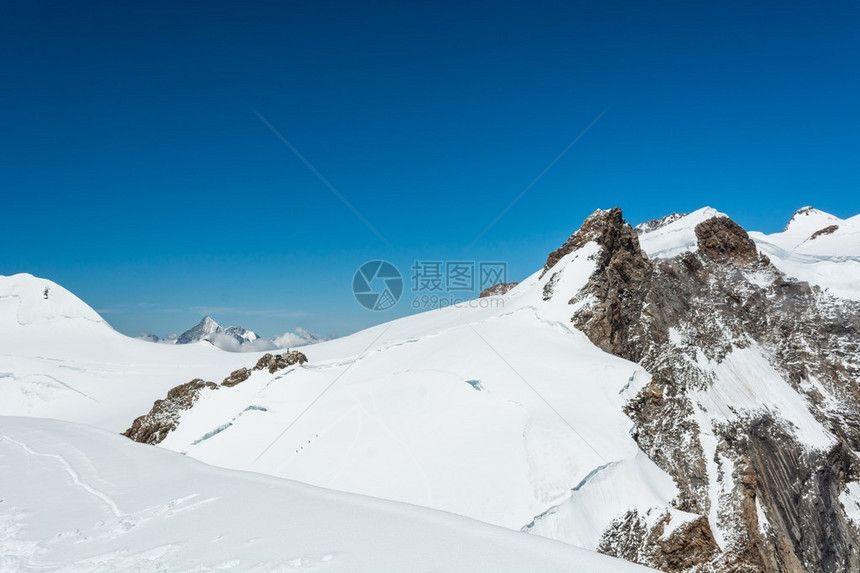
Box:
221 367 252 387
253 351 308 374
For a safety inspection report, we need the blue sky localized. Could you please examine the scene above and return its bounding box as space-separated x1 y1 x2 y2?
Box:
2 1 859 338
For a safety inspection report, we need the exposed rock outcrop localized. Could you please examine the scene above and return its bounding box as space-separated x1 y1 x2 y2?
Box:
598 511 720 571
810 225 838 240
253 351 308 374
479 282 519 297
694 217 759 265
566 208 654 361
124 351 309 444
123 379 218 444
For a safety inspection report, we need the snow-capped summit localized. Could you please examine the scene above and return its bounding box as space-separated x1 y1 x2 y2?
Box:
176 315 220 344
176 316 259 346
754 206 859 255
749 207 860 300
0 273 107 329
782 206 842 235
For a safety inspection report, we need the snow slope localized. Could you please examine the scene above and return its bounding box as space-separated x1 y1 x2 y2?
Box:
0 267 684 556
147 243 687 549
0 274 251 431
0 416 652 572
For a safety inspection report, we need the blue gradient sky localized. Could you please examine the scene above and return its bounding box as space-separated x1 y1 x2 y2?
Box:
2 1 859 338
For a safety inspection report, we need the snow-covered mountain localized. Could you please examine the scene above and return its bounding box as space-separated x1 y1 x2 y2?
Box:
176 315 260 347
2 204 858 572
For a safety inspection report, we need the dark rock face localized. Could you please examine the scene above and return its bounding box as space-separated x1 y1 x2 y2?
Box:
694 217 759 265
545 208 860 572
123 379 218 444
810 225 838 240
543 208 648 278
656 516 721 571
598 511 720 571
253 351 308 374
725 417 860 573
479 282 519 297
565 208 654 361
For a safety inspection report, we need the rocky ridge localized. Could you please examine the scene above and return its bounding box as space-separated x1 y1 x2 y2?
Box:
538 208 860 572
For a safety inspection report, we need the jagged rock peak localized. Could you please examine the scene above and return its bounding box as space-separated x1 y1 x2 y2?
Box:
176 316 221 344
563 208 654 360
175 315 260 347
543 207 648 277
634 213 688 235
693 217 759 265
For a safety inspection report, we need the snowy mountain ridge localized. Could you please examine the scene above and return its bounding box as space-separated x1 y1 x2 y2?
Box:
140 316 329 352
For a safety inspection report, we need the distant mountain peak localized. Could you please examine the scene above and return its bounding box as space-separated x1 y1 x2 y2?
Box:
176 316 255 346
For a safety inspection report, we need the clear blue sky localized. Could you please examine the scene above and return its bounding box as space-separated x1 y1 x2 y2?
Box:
2 1 859 338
